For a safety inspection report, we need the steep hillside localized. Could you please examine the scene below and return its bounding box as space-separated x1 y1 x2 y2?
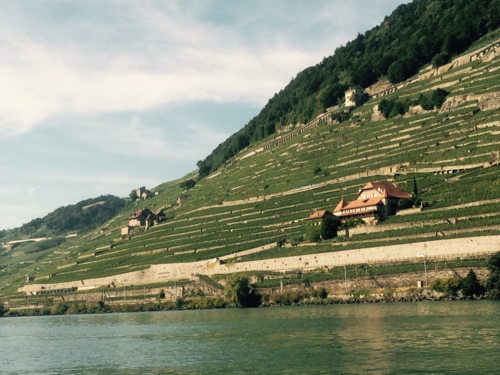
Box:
197 0 500 176
3 5 500 302
5 37 500 297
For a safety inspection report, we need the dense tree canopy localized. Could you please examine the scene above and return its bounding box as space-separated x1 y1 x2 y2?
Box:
12 195 126 236
198 0 500 176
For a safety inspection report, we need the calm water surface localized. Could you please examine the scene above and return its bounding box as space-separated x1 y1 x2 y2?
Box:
0 301 499 374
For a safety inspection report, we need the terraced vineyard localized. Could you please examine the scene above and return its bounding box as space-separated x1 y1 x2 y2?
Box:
3 41 500 299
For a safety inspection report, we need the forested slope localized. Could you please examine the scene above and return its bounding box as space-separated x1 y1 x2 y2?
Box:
197 0 500 176
5 195 126 239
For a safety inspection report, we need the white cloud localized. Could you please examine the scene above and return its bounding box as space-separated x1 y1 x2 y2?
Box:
0 2 316 137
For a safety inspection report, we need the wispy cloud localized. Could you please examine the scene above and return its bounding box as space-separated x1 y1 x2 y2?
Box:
0 1 317 137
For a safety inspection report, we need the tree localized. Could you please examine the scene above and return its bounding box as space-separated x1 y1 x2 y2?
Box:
413 177 418 196
305 223 322 242
430 278 461 296
224 275 251 307
485 251 500 299
179 179 196 190
418 93 434 110
387 58 415 84
129 189 137 201
460 269 485 297
431 51 450 68
431 88 449 109
321 216 341 240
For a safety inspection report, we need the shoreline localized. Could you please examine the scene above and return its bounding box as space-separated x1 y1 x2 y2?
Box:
2 293 497 318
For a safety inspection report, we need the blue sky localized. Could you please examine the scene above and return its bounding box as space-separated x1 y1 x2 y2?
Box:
0 0 408 230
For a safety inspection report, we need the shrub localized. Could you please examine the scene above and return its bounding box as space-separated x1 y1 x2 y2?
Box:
418 93 434 110
224 275 251 307
486 252 500 299
305 224 321 242
321 216 341 240
129 189 137 201
339 219 364 230
430 278 461 296
398 198 414 209
175 298 184 309
312 288 328 299
431 88 449 108
460 269 485 297
387 58 415 83
51 301 69 315
431 51 450 68
313 167 322 176
179 179 196 190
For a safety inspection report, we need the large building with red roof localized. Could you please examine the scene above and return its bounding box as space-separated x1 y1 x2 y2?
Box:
333 182 411 223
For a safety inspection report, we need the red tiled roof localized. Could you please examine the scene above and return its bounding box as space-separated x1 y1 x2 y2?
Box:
333 199 348 213
358 182 411 199
305 210 333 220
342 197 384 210
129 208 152 220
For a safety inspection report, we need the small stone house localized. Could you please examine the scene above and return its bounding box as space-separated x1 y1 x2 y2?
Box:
141 190 153 200
121 226 132 236
305 210 334 225
304 210 334 241
136 187 146 198
128 208 167 230
333 182 411 223
344 86 365 107
136 186 153 200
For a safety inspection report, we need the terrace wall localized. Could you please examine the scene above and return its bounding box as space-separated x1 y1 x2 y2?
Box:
258 267 489 294
20 235 500 294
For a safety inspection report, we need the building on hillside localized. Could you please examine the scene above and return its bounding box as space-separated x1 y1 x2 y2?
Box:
136 186 153 200
333 182 411 223
304 210 335 241
305 210 334 224
344 86 366 107
136 187 146 198
123 209 167 235
305 210 334 229
141 190 153 200
121 226 132 236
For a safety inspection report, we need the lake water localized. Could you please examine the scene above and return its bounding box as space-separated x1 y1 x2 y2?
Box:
1 301 499 374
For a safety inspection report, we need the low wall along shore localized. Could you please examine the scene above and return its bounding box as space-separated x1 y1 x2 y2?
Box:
20 236 500 294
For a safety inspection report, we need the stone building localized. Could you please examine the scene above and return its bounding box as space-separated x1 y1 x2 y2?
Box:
136 187 146 198
305 210 334 225
333 182 411 223
141 190 153 200
344 86 366 107
128 208 167 229
304 210 335 241
136 186 153 200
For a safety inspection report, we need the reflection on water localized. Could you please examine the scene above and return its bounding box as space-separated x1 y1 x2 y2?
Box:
0 301 499 374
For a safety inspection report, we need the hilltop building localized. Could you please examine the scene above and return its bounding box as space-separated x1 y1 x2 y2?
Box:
136 186 153 200
333 182 411 223
344 86 366 107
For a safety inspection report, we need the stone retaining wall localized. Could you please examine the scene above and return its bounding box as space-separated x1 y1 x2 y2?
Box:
20 235 500 294
258 267 489 295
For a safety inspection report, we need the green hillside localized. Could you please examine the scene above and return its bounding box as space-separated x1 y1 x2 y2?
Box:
1 195 126 243
3 0 500 299
197 0 500 176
